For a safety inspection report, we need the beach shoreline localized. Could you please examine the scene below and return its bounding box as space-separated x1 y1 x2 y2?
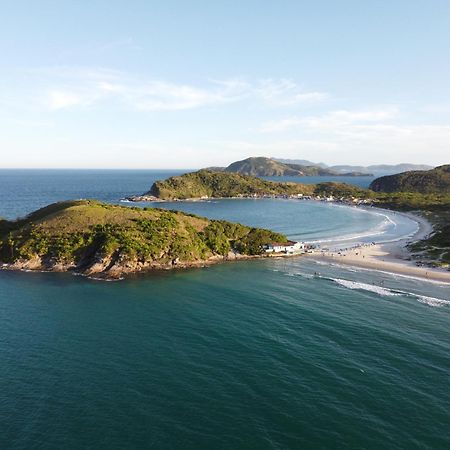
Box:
309 211 450 283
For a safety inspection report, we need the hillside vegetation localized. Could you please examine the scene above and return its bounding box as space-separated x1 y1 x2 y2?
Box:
144 169 450 269
0 200 288 278
275 158 433 176
211 157 370 177
370 165 450 194
148 170 316 199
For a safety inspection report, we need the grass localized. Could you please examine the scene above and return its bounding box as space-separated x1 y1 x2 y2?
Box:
0 200 288 268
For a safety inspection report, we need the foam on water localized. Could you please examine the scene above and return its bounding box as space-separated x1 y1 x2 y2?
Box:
328 277 449 307
415 295 450 307
304 207 422 252
331 278 402 297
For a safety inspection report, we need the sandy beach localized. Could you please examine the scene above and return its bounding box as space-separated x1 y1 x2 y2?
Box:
310 211 450 284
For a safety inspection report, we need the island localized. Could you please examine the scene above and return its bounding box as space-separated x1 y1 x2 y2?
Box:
0 200 301 279
205 156 372 177
276 158 433 176
125 169 370 202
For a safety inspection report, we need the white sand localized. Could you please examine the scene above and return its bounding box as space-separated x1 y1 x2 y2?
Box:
310 212 450 284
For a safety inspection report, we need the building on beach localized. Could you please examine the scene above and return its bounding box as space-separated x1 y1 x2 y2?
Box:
264 240 305 254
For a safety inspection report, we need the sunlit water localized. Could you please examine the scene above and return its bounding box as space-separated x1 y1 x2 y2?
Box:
0 170 449 449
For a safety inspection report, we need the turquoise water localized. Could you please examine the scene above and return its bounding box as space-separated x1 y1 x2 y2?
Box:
1 170 449 449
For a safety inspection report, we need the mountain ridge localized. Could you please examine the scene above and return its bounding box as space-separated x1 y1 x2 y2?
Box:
206 157 371 177
275 158 433 176
370 165 450 194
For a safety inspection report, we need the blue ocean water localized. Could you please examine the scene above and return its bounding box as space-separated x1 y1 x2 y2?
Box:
0 170 449 449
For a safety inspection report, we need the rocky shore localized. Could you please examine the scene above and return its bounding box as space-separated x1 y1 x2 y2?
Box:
0 200 298 280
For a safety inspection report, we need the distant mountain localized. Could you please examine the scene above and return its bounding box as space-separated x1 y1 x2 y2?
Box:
370 165 450 193
274 158 328 169
274 159 433 176
211 157 371 177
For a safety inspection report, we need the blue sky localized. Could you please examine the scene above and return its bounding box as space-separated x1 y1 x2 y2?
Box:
1 0 449 168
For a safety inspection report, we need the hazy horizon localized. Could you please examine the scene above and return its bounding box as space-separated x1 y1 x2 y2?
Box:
0 158 438 171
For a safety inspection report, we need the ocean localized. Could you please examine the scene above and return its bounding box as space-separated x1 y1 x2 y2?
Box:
0 170 449 449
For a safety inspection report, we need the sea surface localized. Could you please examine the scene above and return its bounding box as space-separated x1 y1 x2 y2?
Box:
1 170 449 449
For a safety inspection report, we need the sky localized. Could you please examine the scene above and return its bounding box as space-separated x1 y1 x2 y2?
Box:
1 0 449 169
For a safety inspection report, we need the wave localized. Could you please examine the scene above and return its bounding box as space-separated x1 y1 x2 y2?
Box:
303 207 420 249
327 277 449 307
314 259 450 286
331 278 402 297
415 295 450 307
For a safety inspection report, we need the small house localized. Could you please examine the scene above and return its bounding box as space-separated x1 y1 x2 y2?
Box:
264 240 305 254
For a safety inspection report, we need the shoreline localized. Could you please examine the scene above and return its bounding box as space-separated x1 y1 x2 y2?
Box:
123 196 449 283
0 250 304 281
309 211 450 284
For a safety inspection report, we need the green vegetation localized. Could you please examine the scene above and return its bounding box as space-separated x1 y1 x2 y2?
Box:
313 182 370 199
409 211 450 267
375 192 450 211
145 168 450 269
368 167 450 267
370 165 450 194
148 169 316 199
214 156 371 177
146 169 450 209
0 200 288 278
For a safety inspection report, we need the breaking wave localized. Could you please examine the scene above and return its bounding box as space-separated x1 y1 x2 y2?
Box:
328 277 450 307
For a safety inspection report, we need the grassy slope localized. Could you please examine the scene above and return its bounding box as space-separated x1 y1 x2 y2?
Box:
0 200 288 275
370 165 450 194
146 169 450 268
148 170 316 199
224 157 368 176
369 166 450 267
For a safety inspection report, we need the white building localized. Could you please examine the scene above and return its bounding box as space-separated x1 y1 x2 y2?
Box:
264 240 305 254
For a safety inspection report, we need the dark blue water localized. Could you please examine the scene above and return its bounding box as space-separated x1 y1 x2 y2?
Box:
1 170 449 449
0 169 187 220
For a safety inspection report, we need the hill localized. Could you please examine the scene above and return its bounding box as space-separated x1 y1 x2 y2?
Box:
0 200 288 279
370 165 450 194
211 157 371 177
146 169 316 200
135 170 450 268
275 158 433 176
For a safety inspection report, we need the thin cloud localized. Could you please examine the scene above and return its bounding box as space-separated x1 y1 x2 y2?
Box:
1 67 329 112
260 107 400 132
254 78 329 106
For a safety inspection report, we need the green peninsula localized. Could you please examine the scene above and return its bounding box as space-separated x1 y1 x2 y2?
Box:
146 169 316 200
129 169 368 202
370 165 450 194
0 200 288 279
129 168 450 269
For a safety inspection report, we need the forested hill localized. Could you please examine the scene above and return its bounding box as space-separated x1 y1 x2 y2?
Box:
0 200 288 278
209 157 371 177
147 170 316 199
370 165 450 194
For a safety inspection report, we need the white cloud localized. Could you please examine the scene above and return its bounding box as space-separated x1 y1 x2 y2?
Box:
253 107 450 165
48 91 85 110
260 107 400 132
254 78 328 105
1 67 328 113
